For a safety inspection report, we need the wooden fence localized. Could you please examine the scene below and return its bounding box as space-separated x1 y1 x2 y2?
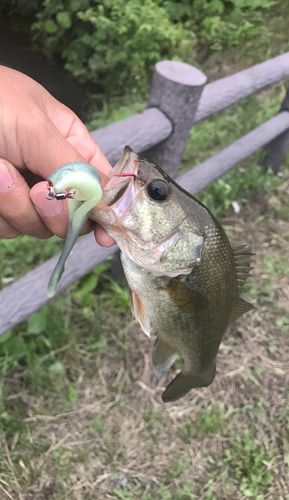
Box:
1 52 289 335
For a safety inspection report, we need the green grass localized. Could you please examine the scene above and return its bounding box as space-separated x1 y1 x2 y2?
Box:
223 430 276 498
0 235 64 285
179 403 226 441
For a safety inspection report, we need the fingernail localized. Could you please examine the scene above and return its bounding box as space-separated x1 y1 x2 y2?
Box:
0 162 15 193
32 189 64 217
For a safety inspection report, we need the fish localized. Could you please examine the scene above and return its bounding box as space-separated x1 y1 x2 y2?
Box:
90 146 253 402
47 146 253 402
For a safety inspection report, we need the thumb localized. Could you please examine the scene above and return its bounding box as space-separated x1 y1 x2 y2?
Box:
30 181 94 239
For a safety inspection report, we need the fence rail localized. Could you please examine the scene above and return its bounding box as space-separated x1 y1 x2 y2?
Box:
1 53 289 335
194 52 289 122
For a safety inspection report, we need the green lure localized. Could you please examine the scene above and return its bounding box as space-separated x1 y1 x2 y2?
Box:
46 162 102 298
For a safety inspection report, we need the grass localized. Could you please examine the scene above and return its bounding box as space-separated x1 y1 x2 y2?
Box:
1 3 289 499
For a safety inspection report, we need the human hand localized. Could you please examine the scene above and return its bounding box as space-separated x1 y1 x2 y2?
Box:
0 65 115 246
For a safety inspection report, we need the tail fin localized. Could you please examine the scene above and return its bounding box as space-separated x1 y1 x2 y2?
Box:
162 365 216 403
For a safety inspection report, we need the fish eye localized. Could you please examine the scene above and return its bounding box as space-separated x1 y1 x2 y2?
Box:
147 180 170 202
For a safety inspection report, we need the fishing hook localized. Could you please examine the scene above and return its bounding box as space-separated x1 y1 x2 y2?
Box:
115 173 137 182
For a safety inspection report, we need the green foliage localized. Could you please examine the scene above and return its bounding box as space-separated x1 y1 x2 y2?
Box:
71 259 130 315
0 234 63 286
0 298 72 378
31 0 196 96
1 0 281 94
68 383 78 402
0 256 125 390
72 260 111 303
86 101 146 131
198 162 283 217
223 429 275 497
261 255 289 277
102 278 131 313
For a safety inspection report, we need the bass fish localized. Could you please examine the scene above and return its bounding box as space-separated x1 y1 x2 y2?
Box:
47 146 253 402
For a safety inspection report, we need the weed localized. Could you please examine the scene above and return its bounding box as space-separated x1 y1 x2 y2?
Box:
180 404 225 441
0 235 63 288
165 454 191 480
223 429 275 497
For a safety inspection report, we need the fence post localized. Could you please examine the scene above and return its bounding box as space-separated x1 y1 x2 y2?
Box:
143 60 207 178
264 88 289 173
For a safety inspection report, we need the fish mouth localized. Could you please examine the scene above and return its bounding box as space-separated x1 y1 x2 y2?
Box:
101 146 139 217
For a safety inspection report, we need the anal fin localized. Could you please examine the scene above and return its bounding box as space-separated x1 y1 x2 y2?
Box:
153 333 178 380
162 365 216 403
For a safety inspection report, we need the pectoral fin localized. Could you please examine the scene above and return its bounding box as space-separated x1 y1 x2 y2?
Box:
162 365 216 403
152 333 178 380
130 290 151 337
165 279 208 314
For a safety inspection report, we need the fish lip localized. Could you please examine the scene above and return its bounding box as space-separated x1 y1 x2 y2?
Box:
114 145 133 175
102 146 139 211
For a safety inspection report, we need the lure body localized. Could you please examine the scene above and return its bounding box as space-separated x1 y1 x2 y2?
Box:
46 162 102 298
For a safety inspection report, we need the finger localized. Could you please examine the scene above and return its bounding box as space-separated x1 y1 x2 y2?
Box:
46 101 112 176
0 213 21 239
94 225 116 247
1 68 110 185
11 106 111 187
0 158 53 239
30 182 95 239
67 132 111 186
44 97 112 183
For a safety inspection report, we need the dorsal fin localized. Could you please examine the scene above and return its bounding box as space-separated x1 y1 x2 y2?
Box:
233 245 253 293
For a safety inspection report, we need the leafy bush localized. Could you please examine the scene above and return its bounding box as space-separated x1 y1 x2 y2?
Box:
1 0 281 95
31 0 196 96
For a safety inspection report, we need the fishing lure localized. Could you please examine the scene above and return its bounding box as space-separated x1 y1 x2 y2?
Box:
46 162 102 298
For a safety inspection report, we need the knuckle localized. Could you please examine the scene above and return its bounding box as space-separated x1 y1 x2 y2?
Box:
0 226 21 239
